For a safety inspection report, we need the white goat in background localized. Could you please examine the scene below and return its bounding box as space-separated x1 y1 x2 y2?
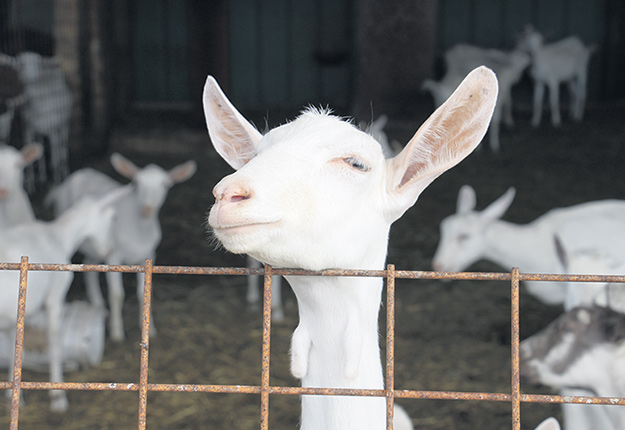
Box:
0 143 43 228
521 306 625 430
422 44 530 152
432 185 625 306
46 153 196 341
17 51 72 185
204 67 498 429
517 25 595 128
1 186 128 412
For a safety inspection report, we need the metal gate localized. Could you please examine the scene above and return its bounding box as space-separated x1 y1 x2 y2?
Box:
3 258 625 429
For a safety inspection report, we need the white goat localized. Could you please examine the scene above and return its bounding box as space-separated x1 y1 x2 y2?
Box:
517 26 595 128
521 306 625 430
204 67 498 429
0 143 43 228
46 153 197 341
0 186 128 412
422 44 530 152
535 417 561 430
17 52 72 184
432 185 625 306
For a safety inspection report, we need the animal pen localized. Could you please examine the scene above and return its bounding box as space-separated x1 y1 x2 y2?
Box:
2 259 625 430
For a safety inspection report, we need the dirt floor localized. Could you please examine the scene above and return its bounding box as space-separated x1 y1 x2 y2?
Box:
2 100 625 430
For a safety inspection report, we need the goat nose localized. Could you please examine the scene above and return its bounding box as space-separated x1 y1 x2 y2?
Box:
213 182 253 203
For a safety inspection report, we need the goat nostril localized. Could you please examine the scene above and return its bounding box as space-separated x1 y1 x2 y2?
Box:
229 193 250 203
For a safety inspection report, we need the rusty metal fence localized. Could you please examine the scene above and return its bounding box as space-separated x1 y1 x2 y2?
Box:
2 257 625 430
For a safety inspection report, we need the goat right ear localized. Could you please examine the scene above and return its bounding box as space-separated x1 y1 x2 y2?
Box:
482 187 516 221
385 66 498 222
203 76 262 170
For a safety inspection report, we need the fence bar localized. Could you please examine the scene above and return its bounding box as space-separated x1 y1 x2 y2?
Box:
510 268 521 430
385 264 396 429
9 256 29 430
137 259 154 430
260 264 274 430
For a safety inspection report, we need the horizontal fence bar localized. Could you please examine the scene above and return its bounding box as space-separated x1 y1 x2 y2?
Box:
3 380 624 407
1 261 624 283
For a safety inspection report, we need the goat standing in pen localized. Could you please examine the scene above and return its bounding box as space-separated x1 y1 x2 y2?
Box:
204 67 498 429
1 186 129 412
517 25 595 128
46 153 197 341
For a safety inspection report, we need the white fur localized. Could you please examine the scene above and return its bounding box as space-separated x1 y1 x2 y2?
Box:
432 185 625 305
204 67 498 429
16 52 72 185
1 186 128 412
422 44 530 151
518 26 595 128
535 417 561 430
46 154 196 341
0 143 43 228
521 307 625 430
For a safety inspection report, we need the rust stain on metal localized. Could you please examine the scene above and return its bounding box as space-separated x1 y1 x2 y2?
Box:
260 264 273 430
385 264 396 430
510 268 521 430
137 259 153 430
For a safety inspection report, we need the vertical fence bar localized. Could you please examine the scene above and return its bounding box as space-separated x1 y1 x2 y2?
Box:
137 259 153 430
385 264 396 429
9 256 29 430
260 264 274 430
510 267 521 430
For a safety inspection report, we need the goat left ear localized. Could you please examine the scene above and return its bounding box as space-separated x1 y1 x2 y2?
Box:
203 76 262 170
385 66 498 222
168 160 197 183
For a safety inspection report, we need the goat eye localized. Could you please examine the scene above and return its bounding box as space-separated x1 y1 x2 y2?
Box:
344 157 370 172
458 233 470 242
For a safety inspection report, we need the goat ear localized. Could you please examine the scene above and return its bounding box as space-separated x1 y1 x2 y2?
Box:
385 66 498 221
203 75 262 170
169 160 197 184
20 143 43 166
457 185 476 214
482 187 515 221
111 153 140 179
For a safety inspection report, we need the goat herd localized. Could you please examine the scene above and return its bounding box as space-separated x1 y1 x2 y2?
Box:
0 25 620 430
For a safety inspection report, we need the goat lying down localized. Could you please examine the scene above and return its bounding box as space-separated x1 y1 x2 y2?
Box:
521 306 625 430
432 185 625 306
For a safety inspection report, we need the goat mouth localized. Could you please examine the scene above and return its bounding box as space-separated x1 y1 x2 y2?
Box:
212 220 280 235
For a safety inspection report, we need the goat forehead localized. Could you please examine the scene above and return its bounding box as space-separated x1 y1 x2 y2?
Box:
136 165 169 186
260 113 383 159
